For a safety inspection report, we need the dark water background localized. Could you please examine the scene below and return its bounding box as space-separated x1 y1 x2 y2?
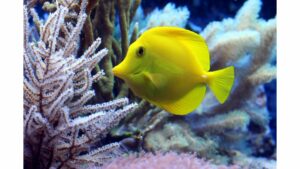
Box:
142 0 276 26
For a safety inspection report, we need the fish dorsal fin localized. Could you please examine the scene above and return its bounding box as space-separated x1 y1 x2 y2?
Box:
146 27 210 71
156 85 207 115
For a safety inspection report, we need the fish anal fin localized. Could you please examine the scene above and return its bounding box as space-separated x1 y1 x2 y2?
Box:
158 85 206 115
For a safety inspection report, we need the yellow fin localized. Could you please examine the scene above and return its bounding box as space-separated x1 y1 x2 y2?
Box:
147 27 210 71
207 66 235 103
157 85 206 115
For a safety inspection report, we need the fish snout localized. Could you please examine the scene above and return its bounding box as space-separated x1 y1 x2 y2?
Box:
112 65 122 78
112 63 128 79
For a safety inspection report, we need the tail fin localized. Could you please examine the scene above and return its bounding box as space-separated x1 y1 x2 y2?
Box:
207 66 235 103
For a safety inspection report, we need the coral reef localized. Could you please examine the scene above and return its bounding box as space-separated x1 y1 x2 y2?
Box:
139 3 190 32
23 0 136 168
201 0 276 114
101 152 240 169
194 0 276 158
144 122 218 158
24 0 276 168
231 153 276 169
116 0 277 166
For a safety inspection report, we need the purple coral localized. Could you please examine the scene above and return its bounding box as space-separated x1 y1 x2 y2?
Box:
101 152 240 169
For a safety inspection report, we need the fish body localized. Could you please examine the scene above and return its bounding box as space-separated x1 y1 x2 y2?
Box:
113 27 234 115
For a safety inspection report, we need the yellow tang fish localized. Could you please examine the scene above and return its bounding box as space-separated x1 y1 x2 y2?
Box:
112 27 234 115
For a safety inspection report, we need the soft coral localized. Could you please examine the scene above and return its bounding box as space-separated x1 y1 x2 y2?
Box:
101 152 240 169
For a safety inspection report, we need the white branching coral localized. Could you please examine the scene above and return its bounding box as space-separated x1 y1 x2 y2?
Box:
190 0 276 160
23 0 137 168
147 3 189 27
200 0 276 114
140 3 190 32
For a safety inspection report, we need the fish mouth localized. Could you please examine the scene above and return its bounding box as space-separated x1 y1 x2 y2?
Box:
112 66 121 77
112 65 141 79
112 66 127 80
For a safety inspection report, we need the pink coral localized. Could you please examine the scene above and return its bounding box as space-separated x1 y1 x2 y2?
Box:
101 152 240 169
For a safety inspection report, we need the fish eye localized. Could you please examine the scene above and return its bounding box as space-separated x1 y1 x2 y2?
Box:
136 46 145 57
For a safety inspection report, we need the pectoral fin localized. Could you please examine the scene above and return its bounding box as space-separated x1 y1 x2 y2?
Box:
143 72 166 90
